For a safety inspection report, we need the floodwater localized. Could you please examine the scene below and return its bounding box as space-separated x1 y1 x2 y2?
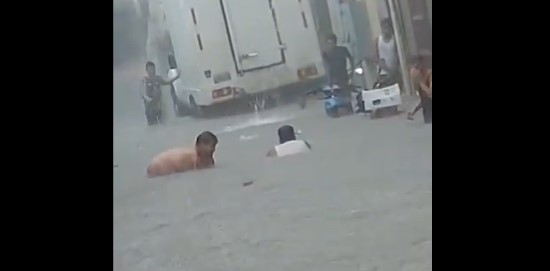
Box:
113 66 432 271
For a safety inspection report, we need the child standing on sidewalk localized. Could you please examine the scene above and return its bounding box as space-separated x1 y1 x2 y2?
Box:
407 51 432 123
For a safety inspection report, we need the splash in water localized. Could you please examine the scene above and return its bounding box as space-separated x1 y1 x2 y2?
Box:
220 113 295 134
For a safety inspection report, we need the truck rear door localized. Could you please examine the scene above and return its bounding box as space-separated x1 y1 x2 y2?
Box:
220 0 285 73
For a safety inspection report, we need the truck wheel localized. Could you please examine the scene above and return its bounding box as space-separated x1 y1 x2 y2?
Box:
326 107 339 118
298 95 307 109
174 102 190 117
170 84 189 117
265 94 277 109
344 102 354 113
370 109 380 119
189 96 204 118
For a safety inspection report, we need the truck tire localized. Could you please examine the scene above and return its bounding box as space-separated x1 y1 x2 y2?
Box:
326 107 339 118
265 94 277 109
389 105 399 114
298 95 307 109
170 85 190 117
189 96 204 118
344 102 354 113
174 101 190 117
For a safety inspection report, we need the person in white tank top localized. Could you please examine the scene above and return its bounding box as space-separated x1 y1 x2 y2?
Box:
374 18 400 87
267 125 311 158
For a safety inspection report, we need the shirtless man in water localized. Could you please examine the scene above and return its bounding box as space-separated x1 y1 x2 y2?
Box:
146 131 218 178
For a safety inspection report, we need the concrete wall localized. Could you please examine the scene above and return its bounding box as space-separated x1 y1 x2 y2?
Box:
363 0 382 39
348 0 380 87
398 0 418 56
399 0 432 56
426 0 432 26
113 1 147 66
365 0 432 58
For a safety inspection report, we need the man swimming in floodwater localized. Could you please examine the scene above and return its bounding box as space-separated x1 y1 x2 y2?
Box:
146 131 218 178
267 125 311 158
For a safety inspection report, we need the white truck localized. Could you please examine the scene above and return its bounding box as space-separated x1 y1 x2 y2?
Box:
155 0 325 116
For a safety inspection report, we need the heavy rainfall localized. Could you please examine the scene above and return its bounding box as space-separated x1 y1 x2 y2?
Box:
114 0 432 270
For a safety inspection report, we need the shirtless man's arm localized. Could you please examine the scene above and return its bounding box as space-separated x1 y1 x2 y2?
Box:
175 150 200 172
146 149 196 178
410 68 420 87
410 68 430 92
425 71 432 97
419 70 432 97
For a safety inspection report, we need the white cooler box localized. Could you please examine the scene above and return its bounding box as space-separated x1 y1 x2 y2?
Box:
361 83 402 111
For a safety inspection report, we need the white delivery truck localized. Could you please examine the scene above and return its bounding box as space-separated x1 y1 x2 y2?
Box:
157 0 325 116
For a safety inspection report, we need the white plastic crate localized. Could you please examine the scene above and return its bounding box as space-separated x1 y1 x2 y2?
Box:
361 83 402 111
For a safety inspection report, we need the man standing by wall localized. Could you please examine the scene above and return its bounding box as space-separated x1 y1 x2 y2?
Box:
323 34 354 92
374 18 400 87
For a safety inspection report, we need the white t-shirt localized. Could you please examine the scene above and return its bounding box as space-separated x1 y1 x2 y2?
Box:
274 140 310 157
377 36 398 75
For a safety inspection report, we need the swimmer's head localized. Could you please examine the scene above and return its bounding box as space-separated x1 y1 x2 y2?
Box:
196 131 218 156
278 125 296 144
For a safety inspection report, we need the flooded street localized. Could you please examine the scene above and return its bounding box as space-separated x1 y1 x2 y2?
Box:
114 69 432 271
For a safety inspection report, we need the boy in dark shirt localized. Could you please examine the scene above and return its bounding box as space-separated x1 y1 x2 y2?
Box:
322 33 354 92
141 61 180 125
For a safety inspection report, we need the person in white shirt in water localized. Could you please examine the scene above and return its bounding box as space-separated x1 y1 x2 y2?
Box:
267 125 311 158
374 18 400 88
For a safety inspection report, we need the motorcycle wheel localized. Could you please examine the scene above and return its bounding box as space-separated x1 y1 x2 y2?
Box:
298 95 306 109
326 107 339 118
344 102 353 113
174 102 190 117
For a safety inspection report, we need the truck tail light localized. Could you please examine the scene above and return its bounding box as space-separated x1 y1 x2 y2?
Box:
212 87 233 99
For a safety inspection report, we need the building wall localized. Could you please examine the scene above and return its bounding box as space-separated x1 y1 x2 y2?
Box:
114 1 147 66
426 0 432 26
399 0 418 57
404 0 432 54
370 0 427 59
359 0 419 93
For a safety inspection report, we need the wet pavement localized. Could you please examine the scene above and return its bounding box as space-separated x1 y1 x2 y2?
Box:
113 67 432 271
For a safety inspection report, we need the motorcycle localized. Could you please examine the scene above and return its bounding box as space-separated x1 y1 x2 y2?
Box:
321 84 357 118
301 58 402 118
301 64 364 118
354 61 402 118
